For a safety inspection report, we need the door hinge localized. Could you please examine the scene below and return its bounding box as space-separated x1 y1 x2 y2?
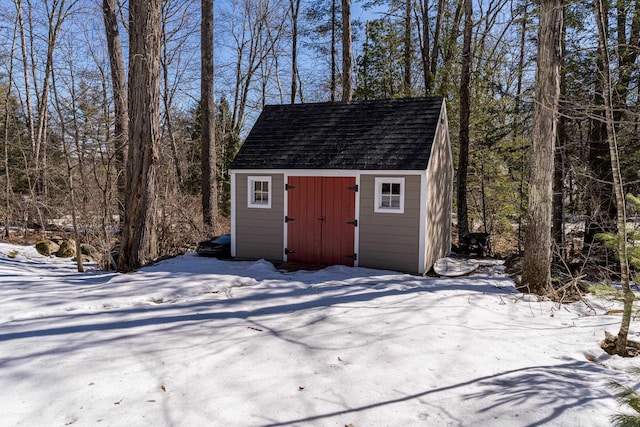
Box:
346 253 357 260
285 184 296 190
346 219 358 227
285 248 295 255
347 185 358 192
285 216 295 223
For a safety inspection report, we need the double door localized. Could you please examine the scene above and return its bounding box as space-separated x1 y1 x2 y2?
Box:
286 176 356 266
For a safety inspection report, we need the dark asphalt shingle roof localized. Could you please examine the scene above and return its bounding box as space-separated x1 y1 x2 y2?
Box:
230 97 444 170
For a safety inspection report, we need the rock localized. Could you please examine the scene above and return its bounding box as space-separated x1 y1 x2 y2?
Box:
80 243 100 258
56 239 76 258
504 254 523 275
35 240 60 257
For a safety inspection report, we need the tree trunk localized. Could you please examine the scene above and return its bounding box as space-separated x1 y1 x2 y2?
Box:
342 0 352 102
594 0 633 356
553 115 565 261
419 0 430 93
553 16 568 263
403 0 412 97
331 0 337 102
290 0 300 104
118 0 162 272
103 0 129 224
51 66 84 273
515 2 528 254
457 0 472 242
201 0 217 231
520 0 563 294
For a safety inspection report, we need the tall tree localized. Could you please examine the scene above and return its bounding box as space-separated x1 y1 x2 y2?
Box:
403 0 412 96
50 64 84 273
2 19 18 239
584 0 640 250
290 0 301 104
457 0 472 241
342 0 352 101
594 0 633 356
103 0 129 222
331 0 338 101
520 0 563 294
201 0 217 231
119 0 162 272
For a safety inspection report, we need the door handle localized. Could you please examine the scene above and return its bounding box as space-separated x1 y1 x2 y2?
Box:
317 217 325 222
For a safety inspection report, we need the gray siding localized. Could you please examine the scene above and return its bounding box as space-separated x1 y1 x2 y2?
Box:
235 174 284 261
359 175 421 273
424 109 453 271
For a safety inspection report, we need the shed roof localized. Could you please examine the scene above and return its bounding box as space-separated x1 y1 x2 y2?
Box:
230 97 445 170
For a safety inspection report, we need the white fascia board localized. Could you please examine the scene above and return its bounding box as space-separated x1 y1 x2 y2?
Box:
229 169 426 176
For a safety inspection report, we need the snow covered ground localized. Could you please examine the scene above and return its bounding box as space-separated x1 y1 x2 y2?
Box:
0 242 637 426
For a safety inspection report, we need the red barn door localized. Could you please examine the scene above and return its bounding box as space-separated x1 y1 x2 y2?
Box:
286 176 323 264
286 177 356 266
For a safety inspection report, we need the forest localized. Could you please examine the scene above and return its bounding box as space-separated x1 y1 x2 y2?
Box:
0 1 638 296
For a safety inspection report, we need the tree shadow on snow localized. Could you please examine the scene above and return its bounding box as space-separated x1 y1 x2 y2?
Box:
0 269 515 343
254 360 613 426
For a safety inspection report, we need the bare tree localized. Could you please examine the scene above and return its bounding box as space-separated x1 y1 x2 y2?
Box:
422 0 445 94
119 0 162 271
50 63 84 273
342 0 352 102
224 0 287 134
521 0 563 294
594 0 633 356
290 0 301 103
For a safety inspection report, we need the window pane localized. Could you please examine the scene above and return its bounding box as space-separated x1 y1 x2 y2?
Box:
391 196 400 207
382 183 390 194
391 183 401 195
381 196 390 207
251 180 269 205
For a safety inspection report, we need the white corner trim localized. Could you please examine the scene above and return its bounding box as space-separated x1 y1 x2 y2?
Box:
418 172 428 274
230 172 237 257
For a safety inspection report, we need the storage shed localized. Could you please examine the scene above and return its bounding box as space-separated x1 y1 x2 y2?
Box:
229 97 453 274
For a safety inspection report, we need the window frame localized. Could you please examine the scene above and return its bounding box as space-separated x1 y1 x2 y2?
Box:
247 176 272 209
374 177 405 214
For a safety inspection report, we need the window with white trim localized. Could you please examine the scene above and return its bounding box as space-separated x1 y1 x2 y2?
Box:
374 177 405 213
247 176 271 208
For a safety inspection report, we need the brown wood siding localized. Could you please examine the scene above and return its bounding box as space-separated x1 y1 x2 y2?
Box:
235 174 284 261
424 110 453 270
359 175 421 272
